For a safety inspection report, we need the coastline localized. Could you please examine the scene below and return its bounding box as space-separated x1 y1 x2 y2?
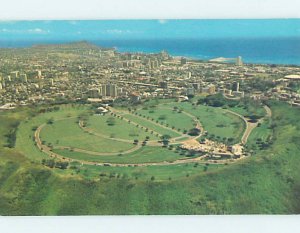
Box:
0 38 300 66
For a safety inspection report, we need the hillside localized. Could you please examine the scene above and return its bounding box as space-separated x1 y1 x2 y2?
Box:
0 101 299 215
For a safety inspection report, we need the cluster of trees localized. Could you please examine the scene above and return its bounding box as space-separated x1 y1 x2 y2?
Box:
38 106 60 114
255 137 273 150
198 94 264 121
197 93 229 107
246 77 276 92
5 121 20 148
187 128 201 136
47 118 54 125
41 159 69 169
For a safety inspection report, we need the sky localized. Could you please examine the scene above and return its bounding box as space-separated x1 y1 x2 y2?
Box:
0 20 299 41
0 0 299 19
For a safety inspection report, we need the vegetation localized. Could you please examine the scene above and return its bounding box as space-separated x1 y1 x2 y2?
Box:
0 100 299 215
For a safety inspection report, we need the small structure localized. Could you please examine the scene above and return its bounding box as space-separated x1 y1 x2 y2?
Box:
284 74 300 81
95 106 109 115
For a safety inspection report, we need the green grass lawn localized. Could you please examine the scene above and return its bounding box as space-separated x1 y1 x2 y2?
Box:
40 119 135 153
87 114 158 141
52 146 187 164
16 104 88 161
227 103 266 117
122 114 181 138
78 161 221 181
165 102 245 143
1 100 300 215
246 117 273 152
135 107 195 131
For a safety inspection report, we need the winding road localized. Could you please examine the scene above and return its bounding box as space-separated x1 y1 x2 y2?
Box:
34 104 272 167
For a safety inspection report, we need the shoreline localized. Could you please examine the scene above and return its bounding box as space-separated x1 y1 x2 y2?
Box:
0 39 300 67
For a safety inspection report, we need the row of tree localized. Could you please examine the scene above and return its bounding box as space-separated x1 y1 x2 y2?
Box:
41 159 69 169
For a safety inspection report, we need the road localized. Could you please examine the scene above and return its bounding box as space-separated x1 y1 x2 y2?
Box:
224 104 272 145
34 105 272 167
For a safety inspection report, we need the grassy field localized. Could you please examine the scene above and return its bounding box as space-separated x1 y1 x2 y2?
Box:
40 119 135 153
52 146 190 164
164 101 245 143
122 114 181 138
228 103 266 117
16 105 88 160
1 100 300 215
246 117 273 152
135 107 195 131
87 114 158 141
15 101 247 164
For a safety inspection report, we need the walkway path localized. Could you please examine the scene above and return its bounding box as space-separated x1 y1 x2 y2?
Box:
224 104 272 145
34 104 272 167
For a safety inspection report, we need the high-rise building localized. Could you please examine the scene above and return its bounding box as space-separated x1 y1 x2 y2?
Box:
110 84 117 97
101 84 106 96
160 50 169 60
236 56 243 66
104 84 118 97
117 88 123 96
88 88 100 98
181 57 187 65
37 70 42 79
232 82 240 92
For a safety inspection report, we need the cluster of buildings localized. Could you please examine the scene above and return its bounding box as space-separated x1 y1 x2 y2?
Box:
0 41 300 109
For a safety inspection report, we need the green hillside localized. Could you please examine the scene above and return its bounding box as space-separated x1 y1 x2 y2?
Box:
0 101 299 215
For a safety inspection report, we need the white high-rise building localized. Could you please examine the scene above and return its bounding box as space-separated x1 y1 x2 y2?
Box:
37 70 42 79
236 56 243 66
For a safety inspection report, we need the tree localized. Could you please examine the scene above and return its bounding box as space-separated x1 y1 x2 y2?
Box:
161 134 171 140
162 138 169 147
188 150 197 157
188 128 201 136
47 118 54 124
106 117 116 126
133 139 139 145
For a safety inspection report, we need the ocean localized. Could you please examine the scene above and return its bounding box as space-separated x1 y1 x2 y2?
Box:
91 38 300 65
0 20 299 65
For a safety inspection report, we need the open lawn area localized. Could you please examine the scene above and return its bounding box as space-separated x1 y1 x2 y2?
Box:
164 101 245 143
15 104 88 161
135 106 196 131
1 101 300 214
40 119 135 153
52 146 189 164
87 114 158 141
122 113 181 138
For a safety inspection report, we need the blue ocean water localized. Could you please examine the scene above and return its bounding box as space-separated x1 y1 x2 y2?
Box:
0 20 299 65
92 38 300 65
